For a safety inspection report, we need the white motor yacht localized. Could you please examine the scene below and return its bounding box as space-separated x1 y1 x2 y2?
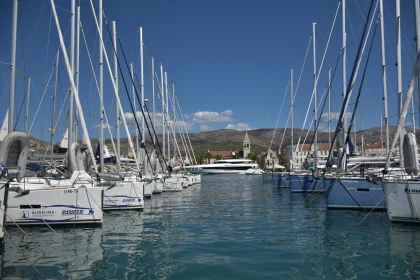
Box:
186 159 262 174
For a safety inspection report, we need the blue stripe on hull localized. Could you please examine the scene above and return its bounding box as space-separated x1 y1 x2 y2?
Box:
325 177 386 210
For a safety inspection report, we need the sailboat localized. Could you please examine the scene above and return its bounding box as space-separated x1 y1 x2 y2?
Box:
289 23 325 194
325 0 385 210
53 128 68 154
381 44 420 222
5 132 103 225
1 0 103 226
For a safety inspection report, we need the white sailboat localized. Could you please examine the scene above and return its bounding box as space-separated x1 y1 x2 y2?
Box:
88 1 145 209
2 1 102 227
382 4 420 222
5 132 103 225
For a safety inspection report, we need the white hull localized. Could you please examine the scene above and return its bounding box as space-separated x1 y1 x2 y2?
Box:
101 181 144 210
244 168 264 175
185 159 261 175
152 178 163 194
383 180 420 223
194 174 201 184
142 180 154 198
163 176 183 192
199 169 255 174
7 183 103 225
175 175 189 188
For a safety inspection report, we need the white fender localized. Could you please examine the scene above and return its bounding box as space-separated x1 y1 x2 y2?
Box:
69 142 85 175
0 131 29 182
403 132 419 176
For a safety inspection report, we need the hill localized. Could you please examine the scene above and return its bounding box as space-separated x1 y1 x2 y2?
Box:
28 126 417 158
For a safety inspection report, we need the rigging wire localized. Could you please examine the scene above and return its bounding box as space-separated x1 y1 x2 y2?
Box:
339 19 379 168
18 0 47 72
29 61 56 134
101 11 156 172
295 1 341 152
304 51 342 161
268 79 289 152
134 72 166 171
278 35 313 152
80 21 119 169
327 0 378 166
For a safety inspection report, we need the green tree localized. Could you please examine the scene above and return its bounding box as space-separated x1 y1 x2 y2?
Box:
215 154 223 160
247 153 258 161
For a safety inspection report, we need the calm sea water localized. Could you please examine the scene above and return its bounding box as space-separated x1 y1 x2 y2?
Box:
1 175 420 279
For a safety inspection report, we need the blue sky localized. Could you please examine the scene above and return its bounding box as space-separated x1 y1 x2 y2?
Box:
0 0 418 145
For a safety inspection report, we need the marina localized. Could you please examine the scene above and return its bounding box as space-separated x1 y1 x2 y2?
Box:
2 0 420 278
1 175 420 279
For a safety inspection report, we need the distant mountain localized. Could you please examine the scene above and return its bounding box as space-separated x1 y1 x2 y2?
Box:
28 126 417 157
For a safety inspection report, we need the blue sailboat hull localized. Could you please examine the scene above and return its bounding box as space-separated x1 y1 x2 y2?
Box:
272 173 290 188
289 174 325 193
325 177 386 210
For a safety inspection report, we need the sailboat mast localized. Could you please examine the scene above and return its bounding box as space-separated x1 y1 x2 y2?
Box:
328 67 331 146
99 0 104 171
313 22 318 168
415 0 420 130
113 20 120 173
165 72 170 164
50 49 59 156
68 0 75 152
25 77 31 133
172 83 176 164
342 0 347 145
9 0 18 133
381 113 384 156
396 0 404 167
161 64 166 161
361 135 364 156
152 57 156 147
140 26 146 171
74 4 80 142
380 0 390 167
290 69 294 169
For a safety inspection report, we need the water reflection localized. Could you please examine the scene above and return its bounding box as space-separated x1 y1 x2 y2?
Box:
385 223 420 278
2 226 104 279
324 210 390 279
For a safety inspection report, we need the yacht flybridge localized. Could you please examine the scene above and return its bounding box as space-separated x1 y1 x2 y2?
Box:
186 159 263 175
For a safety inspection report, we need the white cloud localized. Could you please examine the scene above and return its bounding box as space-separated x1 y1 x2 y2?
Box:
320 112 352 121
191 110 233 124
199 124 215 132
124 111 192 131
225 123 252 131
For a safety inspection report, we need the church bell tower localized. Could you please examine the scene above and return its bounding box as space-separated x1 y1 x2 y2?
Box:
243 131 251 159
